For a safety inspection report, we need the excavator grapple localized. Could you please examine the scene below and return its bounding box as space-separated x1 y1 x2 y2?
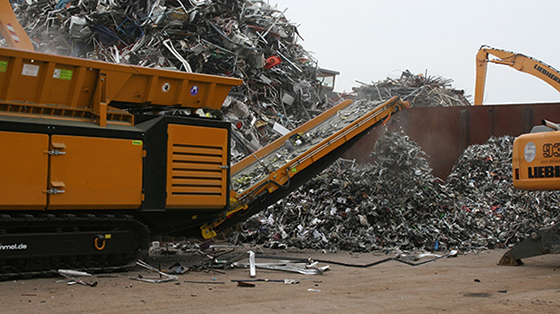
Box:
499 224 560 266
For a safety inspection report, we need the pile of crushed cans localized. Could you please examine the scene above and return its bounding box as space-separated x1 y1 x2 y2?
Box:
233 131 560 253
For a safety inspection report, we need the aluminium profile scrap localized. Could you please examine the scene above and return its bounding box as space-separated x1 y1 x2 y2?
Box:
9 0 335 163
233 132 560 254
353 70 472 107
447 136 560 248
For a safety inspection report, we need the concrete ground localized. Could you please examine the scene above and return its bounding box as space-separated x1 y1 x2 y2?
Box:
1 249 559 313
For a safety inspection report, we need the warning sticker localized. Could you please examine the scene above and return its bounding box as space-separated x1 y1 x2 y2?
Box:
22 64 39 77
0 61 7 73
53 68 73 80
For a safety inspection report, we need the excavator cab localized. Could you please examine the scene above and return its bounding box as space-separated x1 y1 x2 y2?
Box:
499 119 560 265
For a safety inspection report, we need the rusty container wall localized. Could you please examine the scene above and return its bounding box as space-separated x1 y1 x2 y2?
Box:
344 103 560 179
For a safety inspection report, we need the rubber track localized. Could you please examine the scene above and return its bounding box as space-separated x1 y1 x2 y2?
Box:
0 213 150 281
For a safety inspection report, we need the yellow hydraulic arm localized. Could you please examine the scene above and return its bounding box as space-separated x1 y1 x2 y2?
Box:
474 45 560 105
0 0 34 51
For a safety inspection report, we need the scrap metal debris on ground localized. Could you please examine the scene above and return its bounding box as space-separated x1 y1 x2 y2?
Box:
131 260 179 283
232 131 560 253
233 259 329 275
57 269 98 287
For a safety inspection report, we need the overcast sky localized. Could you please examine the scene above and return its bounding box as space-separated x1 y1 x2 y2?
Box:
273 0 560 105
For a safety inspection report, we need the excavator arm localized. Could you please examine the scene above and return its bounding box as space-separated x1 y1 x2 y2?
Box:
0 0 33 51
474 45 560 105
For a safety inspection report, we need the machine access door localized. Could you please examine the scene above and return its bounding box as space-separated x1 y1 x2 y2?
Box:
47 135 144 210
166 124 229 209
0 131 49 210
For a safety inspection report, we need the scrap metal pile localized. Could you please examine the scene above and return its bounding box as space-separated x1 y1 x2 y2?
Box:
234 131 560 253
9 0 333 162
353 70 472 107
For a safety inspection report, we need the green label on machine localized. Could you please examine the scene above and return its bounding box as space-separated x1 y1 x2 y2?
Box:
0 61 7 73
132 140 143 145
53 68 73 80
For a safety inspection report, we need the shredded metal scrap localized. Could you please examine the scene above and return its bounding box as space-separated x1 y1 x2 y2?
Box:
234 132 560 253
447 136 560 249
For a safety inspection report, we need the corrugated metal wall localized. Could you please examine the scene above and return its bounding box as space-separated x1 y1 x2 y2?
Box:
344 103 560 179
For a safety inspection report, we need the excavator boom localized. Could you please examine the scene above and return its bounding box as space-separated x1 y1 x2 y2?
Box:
474 45 560 105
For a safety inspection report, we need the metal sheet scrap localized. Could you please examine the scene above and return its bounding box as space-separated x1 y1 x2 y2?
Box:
233 260 329 275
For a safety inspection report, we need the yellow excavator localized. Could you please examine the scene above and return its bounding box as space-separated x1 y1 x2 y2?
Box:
474 46 560 264
474 45 560 105
499 119 560 265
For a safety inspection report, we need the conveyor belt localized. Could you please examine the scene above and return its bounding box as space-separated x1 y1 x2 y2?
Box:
201 97 408 237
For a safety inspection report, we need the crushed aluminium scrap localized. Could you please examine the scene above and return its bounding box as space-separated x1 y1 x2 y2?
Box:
235 132 560 253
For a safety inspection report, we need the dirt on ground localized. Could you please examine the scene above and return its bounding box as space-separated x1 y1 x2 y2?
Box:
1 248 559 314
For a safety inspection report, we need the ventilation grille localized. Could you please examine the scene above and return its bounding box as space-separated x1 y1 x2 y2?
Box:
170 144 225 197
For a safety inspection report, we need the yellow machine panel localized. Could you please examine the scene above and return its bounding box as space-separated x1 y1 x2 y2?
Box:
0 47 242 127
166 124 228 209
512 131 560 190
0 131 49 209
48 135 144 209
